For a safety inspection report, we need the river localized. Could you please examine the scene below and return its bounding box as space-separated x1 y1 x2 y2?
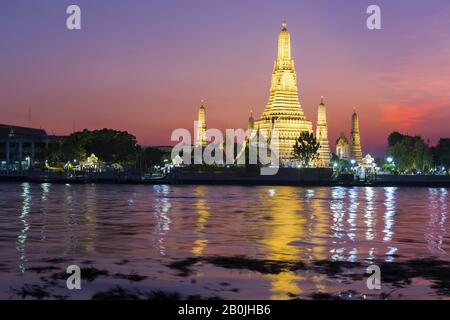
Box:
0 183 449 299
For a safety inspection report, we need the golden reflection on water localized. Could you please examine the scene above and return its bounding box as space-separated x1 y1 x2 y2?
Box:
257 187 306 299
192 186 209 257
330 187 346 261
307 187 330 292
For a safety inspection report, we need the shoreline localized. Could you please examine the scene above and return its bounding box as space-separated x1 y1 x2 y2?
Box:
0 176 449 188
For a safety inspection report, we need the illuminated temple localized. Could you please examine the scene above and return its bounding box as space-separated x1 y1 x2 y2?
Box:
185 18 364 167
195 102 207 147
255 18 313 162
314 97 331 167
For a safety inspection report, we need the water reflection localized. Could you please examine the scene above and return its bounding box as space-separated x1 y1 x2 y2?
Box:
347 188 358 262
16 183 31 273
330 187 346 261
153 185 172 256
192 186 210 256
40 183 50 242
307 187 330 292
427 188 448 254
2 184 449 299
258 187 305 299
383 187 397 262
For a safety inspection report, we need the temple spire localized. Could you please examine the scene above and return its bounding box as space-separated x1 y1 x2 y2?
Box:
282 17 287 31
277 17 291 61
315 97 331 166
196 101 207 147
256 19 312 162
350 109 363 163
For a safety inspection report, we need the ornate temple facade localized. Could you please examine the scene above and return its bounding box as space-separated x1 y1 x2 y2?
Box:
195 102 207 147
255 19 312 162
350 109 363 163
314 97 331 167
336 132 350 160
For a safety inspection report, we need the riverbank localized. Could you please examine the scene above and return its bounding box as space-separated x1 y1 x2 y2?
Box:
1 168 449 187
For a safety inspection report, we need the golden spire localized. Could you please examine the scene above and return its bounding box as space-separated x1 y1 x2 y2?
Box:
315 97 331 166
350 108 363 163
282 17 287 31
196 101 207 147
277 17 291 64
255 17 312 162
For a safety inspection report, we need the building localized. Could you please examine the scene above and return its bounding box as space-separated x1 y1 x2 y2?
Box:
0 124 65 171
350 109 363 163
336 132 350 160
255 18 313 162
314 97 331 167
195 102 207 147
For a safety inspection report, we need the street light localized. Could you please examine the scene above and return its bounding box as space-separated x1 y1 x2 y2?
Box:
387 157 393 164
350 159 356 166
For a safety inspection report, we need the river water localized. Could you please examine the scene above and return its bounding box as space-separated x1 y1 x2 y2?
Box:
0 182 449 299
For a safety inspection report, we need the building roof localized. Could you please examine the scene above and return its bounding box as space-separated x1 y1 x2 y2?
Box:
0 124 48 140
336 132 349 145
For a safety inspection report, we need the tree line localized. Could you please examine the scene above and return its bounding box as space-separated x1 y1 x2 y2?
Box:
387 132 449 173
45 129 170 171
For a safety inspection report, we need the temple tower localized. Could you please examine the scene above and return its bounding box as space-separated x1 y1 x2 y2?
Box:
196 101 207 147
248 111 255 131
350 109 363 163
255 18 312 162
315 97 331 167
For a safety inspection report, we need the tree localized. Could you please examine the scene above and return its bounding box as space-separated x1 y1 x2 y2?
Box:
292 132 320 167
62 129 139 164
140 147 171 171
331 153 351 172
388 131 403 147
432 138 450 167
387 133 433 172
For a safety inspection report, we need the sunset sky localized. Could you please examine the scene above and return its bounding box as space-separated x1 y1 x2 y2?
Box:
1 0 449 156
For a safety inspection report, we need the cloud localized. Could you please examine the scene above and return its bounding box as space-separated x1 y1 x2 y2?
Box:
380 102 450 131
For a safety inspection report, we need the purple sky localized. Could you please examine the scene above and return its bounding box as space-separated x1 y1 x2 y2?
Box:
1 0 450 156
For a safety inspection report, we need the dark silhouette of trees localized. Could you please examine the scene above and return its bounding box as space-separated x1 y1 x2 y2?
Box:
387 132 433 172
292 132 320 167
432 138 450 167
62 129 139 164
